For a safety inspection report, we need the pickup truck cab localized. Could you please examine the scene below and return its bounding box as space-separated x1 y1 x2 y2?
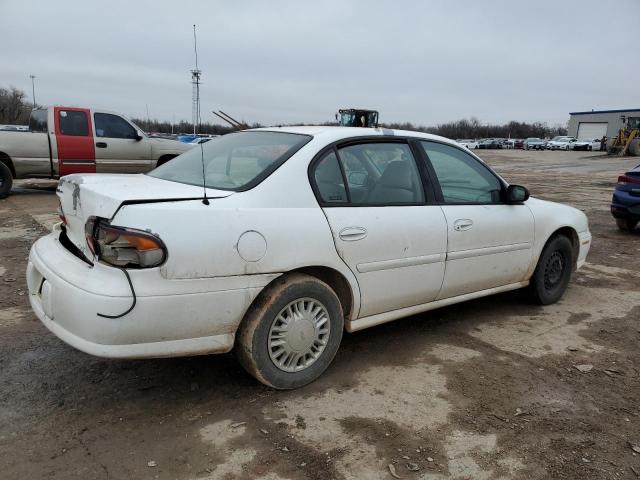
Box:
0 106 190 198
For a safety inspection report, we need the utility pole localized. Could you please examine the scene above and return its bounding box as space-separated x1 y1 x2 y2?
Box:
29 74 36 108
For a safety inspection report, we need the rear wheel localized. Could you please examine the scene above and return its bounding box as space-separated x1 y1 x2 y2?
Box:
529 235 573 305
0 161 13 199
616 218 638 231
235 273 344 389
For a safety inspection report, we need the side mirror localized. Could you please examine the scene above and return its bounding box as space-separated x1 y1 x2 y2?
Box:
506 184 529 203
134 132 143 141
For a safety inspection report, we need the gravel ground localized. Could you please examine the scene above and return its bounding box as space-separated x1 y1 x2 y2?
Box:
0 149 639 479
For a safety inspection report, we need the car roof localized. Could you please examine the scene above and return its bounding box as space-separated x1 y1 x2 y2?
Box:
250 125 459 147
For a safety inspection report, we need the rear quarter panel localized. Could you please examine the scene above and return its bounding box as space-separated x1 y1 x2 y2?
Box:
111 139 362 316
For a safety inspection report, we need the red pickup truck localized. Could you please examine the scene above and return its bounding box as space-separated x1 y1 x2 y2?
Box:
0 106 190 198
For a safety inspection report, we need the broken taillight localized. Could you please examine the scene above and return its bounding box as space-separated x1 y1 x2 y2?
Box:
85 218 167 268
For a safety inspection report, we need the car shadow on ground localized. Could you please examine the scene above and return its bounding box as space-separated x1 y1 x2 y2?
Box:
12 289 531 414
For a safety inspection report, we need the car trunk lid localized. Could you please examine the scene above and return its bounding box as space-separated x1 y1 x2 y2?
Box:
57 174 233 260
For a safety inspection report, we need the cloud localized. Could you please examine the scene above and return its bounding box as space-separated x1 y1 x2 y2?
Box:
1 0 638 126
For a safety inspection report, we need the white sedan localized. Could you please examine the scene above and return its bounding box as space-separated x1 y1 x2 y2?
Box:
547 136 576 150
27 127 591 389
456 139 479 149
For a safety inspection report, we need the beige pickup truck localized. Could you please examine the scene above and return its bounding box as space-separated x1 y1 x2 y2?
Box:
0 106 190 198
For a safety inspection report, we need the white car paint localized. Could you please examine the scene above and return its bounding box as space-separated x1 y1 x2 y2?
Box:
547 136 576 150
457 139 479 149
27 126 591 360
568 139 593 151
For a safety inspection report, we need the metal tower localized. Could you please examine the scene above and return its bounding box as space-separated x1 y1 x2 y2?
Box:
191 24 202 136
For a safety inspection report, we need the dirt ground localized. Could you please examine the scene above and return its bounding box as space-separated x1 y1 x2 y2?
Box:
1 149 639 480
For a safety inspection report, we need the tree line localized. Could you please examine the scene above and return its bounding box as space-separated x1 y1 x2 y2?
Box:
384 117 567 139
1 85 567 139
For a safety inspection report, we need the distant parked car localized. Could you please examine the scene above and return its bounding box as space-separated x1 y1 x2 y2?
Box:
524 138 546 150
513 139 524 149
478 138 503 149
589 138 603 151
547 136 576 150
568 139 593 151
457 139 479 149
611 163 640 231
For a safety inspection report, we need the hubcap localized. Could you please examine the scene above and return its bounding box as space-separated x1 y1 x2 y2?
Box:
544 251 565 289
268 298 330 373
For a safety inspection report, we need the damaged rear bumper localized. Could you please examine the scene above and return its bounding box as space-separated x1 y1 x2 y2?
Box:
27 226 278 359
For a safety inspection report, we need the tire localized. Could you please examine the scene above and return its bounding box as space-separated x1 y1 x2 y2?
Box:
616 218 638 231
529 235 574 305
235 273 344 389
0 161 13 199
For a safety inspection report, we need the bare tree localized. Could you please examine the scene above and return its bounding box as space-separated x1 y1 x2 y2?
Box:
0 86 32 124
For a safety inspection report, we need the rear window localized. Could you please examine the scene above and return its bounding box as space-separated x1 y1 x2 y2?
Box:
29 109 48 133
149 131 312 191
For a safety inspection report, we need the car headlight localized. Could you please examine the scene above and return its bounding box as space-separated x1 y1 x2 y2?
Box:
85 217 167 268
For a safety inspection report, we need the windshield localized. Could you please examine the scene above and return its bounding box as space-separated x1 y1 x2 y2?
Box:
149 131 312 191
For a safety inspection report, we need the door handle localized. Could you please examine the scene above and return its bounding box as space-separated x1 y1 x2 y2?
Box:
339 227 367 241
96 142 107 148
453 219 473 231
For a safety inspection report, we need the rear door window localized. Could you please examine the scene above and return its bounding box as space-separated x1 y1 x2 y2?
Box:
310 142 425 206
58 110 89 136
314 151 348 203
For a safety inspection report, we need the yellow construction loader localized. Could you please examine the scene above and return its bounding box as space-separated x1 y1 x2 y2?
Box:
337 109 379 128
609 115 640 156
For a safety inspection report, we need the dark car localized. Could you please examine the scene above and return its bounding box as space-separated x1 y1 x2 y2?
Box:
478 138 503 149
524 138 546 150
610 163 640 231
513 139 524 149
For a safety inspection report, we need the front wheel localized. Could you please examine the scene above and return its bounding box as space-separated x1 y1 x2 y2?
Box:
529 235 573 305
616 218 638 231
235 273 344 389
0 161 13 199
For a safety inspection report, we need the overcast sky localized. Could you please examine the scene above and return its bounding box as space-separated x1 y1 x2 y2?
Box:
2 0 638 127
